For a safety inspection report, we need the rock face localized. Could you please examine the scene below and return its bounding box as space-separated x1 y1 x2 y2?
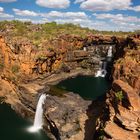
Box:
44 93 92 140
43 91 107 140
0 34 119 77
99 38 140 140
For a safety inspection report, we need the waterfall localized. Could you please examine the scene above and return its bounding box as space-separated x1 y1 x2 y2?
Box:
95 45 113 77
95 61 107 77
83 47 87 51
107 46 113 57
28 94 47 132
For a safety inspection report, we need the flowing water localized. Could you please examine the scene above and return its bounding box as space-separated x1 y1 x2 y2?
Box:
95 46 113 77
107 46 113 57
28 94 47 132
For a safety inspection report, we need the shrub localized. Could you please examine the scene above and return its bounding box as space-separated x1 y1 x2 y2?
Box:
11 65 20 73
0 63 4 69
49 85 66 97
115 91 124 102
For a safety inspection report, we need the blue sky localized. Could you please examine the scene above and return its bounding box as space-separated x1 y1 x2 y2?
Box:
0 0 140 31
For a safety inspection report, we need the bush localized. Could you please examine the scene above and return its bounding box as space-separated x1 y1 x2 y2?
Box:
11 65 20 73
115 91 124 102
0 63 4 69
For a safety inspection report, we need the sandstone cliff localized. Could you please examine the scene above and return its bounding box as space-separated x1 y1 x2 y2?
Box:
97 36 140 140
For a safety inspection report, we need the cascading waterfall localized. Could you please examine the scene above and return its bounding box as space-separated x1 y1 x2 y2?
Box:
28 94 47 132
95 61 107 77
95 46 113 77
107 46 113 57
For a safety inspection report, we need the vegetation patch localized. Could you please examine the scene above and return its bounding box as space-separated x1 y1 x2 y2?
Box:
11 65 20 73
0 63 4 69
115 90 124 102
48 85 67 97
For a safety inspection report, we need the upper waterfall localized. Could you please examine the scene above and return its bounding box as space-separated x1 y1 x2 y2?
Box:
107 46 113 57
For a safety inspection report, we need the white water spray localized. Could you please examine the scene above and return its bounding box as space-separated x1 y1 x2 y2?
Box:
107 46 113 57
28 94 47 132
95 69 107 77
95 61 107 77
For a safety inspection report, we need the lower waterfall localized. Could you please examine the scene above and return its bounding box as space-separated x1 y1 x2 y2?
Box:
28 94 47 132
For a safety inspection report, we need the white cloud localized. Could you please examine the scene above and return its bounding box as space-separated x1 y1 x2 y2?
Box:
0 0 16 2
93 13 140 31
14 18 31 22
0 13 14 18
36 0 70 9
93 13 140 23
76 0 140 12
13 8 38 16
0 7 4 12
129 5 140 12
77 0 132 11
74 0 86 4
41 11 88 19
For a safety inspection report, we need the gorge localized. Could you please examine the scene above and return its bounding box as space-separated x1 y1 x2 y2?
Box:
0 21 140 140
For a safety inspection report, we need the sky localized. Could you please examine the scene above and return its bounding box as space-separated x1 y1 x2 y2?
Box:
0 0 140 31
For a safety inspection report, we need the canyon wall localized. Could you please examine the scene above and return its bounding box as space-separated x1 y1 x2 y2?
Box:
97 35 140 140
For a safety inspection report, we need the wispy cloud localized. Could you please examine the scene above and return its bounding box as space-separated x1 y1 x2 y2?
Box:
36 0 70 9
77 0 132 11
75 0 140 12
129 5 140 12
13 8 39 16
93 13 140 23
93 13 140 31
0 6 4 12
41 11 88 19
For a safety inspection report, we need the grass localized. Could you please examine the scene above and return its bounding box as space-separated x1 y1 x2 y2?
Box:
0 20 135 44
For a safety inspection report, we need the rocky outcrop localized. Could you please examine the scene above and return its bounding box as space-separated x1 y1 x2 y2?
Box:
44 93 92 140
103 80 140 140
97 38 140 140
43 93 106 140
113 46 140 94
